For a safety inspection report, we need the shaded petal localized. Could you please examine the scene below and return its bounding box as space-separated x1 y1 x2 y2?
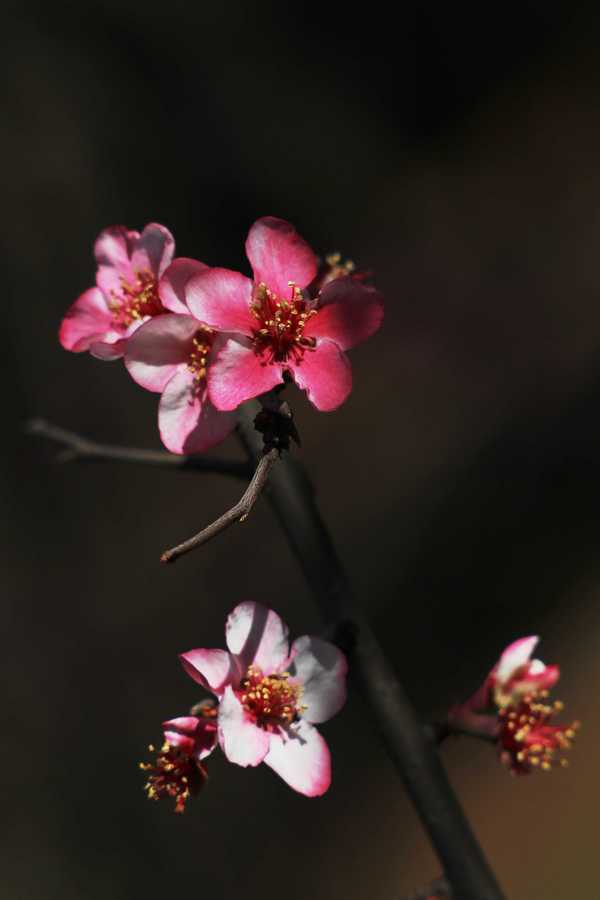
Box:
288 636 347 724
246 216 317 297
160 258 209 314
208 337 283 411
305 278 384 350
516 662 560 697
218 686 270 766
163 716 218 760
290 339 352 411
59 287 113 352
264 719 331 796
179 648 240 696
131 223 176 277
158 368 236 454
226 601 290 674
90 338 127 360
94 225 139 271
125 314 197 392
186 268 254 334
495 636 539 685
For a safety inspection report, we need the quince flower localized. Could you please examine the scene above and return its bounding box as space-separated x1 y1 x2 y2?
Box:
140 709 217 813
59 223 175 360
180 601 347 796
124 260 236 454
184 216 384 412
450 636 578 776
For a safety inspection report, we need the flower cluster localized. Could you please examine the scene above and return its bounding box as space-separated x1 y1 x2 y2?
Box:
142 602 347 808
60 218 384 454
450 636 579 775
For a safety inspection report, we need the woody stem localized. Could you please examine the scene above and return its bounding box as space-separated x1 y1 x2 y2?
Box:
236 401 505 900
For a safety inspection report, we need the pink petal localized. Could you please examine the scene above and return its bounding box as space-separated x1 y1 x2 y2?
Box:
193 721 219 760
288 636 347 724
290 339 352 411
125 314 198 393
94 225 139 271
59 287 114 352
131 222 175 277
495 636 539 685
304 278 384 350
163 716 201 737
246 217 317 298
207 337 283 411
158 368 236 454
179 648 240 696
186 268 254 335
264 719 331 796
512 662 560 697
225 601 290 674
163 716 218 760
90 338 127 360
218 686 270 766
159 258 209 314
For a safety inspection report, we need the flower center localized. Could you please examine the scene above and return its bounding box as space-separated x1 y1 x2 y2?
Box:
250 282 317 364
187 326 214 383
109 270 164 329
498 690 579 775
140 741 207 813
239 664 304 731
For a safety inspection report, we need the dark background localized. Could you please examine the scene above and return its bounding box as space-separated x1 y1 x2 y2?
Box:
5 2 600 897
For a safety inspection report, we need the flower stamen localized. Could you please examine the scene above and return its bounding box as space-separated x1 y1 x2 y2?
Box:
109 270 164 328
239 664 305 731
140 741 207 813
498 691 580 775
250 282 317 364
187 326 214 383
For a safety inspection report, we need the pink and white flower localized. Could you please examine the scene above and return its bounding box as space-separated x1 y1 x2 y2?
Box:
59 223 175 360
141 709 218 812
184 216 384 412
124 259 236 454
180 601 348 796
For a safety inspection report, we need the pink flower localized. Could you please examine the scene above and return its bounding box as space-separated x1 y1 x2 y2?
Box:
184 217 384 412
497 693 579 776
448 636 579 776
180 601 348 796
59 223 175 360
124 260 236 454
140 709 218 812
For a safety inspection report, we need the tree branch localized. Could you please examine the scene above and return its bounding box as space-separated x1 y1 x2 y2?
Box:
26 418 252 478
236 402 505 900
160 447 279 564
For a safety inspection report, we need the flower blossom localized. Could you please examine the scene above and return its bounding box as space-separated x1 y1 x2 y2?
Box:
124 260 237 454
180 601 348 796
59 223 175 360
183 216 384 412
140 706 218 813
450 636 579 776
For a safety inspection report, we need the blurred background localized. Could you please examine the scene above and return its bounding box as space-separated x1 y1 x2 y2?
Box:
5 2 600 897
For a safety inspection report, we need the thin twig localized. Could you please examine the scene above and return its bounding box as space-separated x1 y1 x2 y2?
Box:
26 418 252 478
236 402 505 900
160 448 279 564
401 877 451 900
